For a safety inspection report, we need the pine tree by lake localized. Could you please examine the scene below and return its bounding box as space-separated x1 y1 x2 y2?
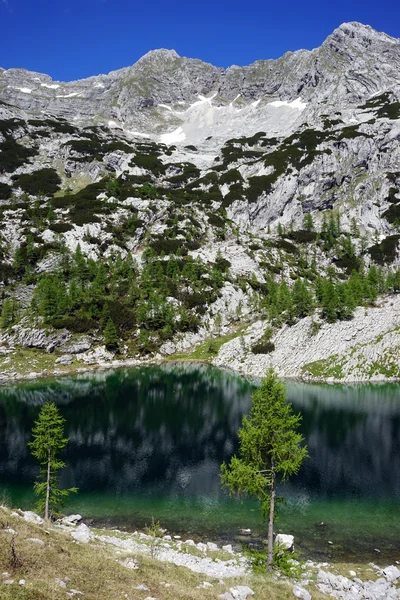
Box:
0 364 399 562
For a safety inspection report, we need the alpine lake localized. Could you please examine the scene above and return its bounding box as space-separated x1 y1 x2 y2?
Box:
0 363 399 563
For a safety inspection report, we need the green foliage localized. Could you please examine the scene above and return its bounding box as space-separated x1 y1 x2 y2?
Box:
0 182 12 200
287 229 317 243
302 213 314 231
251 328 275 354
49 222 74 234
13 168 61 196
220 370 308 568
131 152 165 175
219 168 243 185
0 138 38 173
103 318 119 351
359 93 400 120
0 118 26 136
28 118 78 135
368 236 400 265
208 213 226 228
28 402 77 519
273 543 303 578
0 298 18 329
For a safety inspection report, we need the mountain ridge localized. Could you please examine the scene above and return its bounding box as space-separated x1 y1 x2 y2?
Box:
0 21 399 382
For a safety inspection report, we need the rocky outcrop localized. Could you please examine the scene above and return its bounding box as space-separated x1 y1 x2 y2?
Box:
214 295 400 382
0 320 70 350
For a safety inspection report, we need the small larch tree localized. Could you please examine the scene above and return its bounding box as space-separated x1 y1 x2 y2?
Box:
220 369 308 569
29 402 77 520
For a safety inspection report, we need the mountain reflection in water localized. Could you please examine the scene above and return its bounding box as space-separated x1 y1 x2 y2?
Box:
0 364 399 560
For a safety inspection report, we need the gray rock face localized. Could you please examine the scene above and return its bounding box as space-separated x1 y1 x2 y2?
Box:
0 321 70 350
1 22 399 139
1 21 399 242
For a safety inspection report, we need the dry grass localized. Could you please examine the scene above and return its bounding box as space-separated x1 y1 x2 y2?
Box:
0 507 332 600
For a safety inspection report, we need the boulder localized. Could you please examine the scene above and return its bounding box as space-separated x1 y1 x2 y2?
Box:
22 511 43 524
275 533 294 552
207 541 219 551
61 514 82 526
71 523 90 543
56 354 73 365
292 585 312 600
61 340 92 355
219 586 255 600
26 537 45 546
383 565 400 582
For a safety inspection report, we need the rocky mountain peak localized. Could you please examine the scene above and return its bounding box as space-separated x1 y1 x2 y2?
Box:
136 48 181 63
325 20 399 49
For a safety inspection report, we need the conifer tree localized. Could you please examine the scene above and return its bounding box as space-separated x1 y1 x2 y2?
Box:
303 212 314 231
292 278 313 318
29 402 77 520
0 298 17 329
103 318 119 351
221 370 308 569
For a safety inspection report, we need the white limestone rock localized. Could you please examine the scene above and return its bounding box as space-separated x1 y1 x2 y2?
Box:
71 523 91 544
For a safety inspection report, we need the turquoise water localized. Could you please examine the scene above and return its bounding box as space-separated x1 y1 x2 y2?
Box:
0 364 399 562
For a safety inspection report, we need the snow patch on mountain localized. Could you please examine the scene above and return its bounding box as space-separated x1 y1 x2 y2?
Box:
269 97 307 110
160 126 186 144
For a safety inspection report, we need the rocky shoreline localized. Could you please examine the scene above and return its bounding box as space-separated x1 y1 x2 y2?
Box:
2 508 400 600
0 294 399 387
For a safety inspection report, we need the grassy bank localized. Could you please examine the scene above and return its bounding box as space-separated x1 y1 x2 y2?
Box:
0 506 336 600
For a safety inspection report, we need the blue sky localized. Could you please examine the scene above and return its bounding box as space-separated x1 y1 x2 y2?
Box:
1 0 399 81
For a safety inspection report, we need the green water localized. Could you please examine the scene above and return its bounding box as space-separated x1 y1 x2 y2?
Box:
0 363 399 562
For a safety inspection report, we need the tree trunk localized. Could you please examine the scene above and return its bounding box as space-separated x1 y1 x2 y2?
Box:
267 466 276 570
45 449 51 520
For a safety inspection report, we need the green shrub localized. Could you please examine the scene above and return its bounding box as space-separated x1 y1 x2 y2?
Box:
273 238 298 254
49 222 74 233
208 213 225 228
382 203 400 224
0 139 38 173
220 168 243 185
13 168 61 196
131 153 165 175
65 138 102 158
368 235 400 265
28 119 78 134
251 327 275 354
0 182 12 200
287 230 318 243
149 237 184 255
252 339 275 354
52 315 97 332
0 118 26 136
